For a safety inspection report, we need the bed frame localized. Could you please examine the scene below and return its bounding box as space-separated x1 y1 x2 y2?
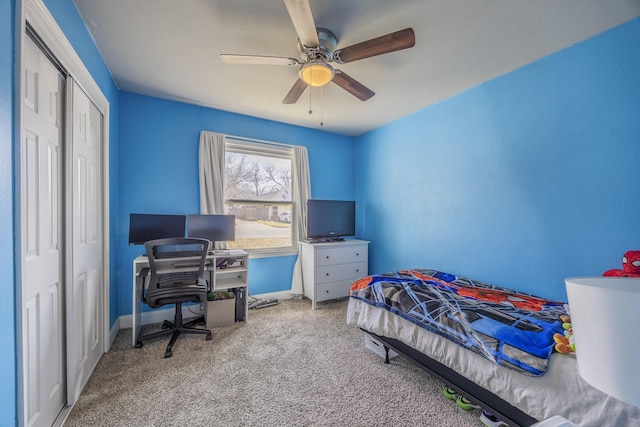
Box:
364 329 539 427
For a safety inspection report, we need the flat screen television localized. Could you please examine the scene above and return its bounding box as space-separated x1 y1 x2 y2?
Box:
306 199 356 241
128 213 186 245
187 214 236 248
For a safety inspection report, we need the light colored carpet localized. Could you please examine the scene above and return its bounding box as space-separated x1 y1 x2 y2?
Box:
64 298 483 426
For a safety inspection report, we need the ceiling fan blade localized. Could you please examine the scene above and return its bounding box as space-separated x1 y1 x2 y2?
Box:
220 54 300 66
334 28 415 64
282 78 308 104
283 0 319 48
332 70 375 101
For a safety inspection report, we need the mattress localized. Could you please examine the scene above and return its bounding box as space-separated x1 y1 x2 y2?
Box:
347 297 640 426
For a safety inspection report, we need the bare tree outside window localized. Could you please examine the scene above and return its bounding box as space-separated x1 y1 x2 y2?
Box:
223 146 294 251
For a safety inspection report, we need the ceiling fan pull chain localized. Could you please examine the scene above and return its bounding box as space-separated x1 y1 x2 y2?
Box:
308 67 313 115
320 86 324 126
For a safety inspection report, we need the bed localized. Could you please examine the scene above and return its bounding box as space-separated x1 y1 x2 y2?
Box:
346 268 640 426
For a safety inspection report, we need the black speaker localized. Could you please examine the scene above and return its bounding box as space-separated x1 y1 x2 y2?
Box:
233 287 246 322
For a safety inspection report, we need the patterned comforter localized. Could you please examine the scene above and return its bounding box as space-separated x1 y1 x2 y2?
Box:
349 269 567 376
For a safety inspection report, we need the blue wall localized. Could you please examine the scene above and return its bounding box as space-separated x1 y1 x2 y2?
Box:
355 18 640 302
1 1 17 424
116 92 355 316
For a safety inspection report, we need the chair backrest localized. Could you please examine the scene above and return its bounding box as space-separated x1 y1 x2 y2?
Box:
144 237 209 292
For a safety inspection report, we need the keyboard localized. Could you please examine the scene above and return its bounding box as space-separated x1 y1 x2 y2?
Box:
155 250 203 259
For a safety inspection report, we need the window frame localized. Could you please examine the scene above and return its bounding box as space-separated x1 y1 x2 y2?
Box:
224 138 298 258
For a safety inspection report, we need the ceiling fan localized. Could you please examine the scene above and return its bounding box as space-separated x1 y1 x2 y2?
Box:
220 0 415 104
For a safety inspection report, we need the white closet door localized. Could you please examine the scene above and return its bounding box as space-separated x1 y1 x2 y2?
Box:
66 80 104 405
21 35 66 427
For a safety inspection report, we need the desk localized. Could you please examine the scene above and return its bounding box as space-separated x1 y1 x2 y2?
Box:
132 250 249 346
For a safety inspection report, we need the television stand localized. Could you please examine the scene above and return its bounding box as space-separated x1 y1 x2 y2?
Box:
299 239 369 309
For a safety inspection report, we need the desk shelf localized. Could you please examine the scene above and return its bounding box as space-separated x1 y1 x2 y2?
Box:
213 266 248 290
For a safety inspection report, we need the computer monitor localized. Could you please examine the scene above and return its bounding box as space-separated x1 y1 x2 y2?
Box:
187 214 236 248
128 213 186 245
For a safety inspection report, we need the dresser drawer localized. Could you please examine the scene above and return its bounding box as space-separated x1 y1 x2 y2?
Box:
316 280 354 302
316 261 367 284
315 245 368 267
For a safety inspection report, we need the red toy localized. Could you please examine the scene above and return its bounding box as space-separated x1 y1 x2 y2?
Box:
603 250 640 277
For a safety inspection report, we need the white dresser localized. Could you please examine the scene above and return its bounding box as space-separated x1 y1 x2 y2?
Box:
300 239 369 309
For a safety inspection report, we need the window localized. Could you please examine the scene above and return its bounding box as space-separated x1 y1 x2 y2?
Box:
223 138 295 253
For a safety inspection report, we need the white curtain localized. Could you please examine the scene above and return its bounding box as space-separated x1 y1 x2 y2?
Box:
290 146 311 295
198 130 227 249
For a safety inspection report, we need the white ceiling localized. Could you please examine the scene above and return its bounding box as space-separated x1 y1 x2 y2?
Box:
73 0 640 137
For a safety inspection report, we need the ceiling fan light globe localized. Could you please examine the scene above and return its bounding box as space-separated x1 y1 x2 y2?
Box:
299 62 334 87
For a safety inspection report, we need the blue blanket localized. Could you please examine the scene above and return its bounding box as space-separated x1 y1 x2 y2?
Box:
349 269 567 376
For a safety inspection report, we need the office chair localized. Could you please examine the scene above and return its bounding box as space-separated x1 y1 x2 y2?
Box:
135 237 212 357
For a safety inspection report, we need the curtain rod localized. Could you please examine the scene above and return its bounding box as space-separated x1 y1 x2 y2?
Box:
223 133 295 149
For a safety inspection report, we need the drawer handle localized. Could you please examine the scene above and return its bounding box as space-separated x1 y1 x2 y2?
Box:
326 256 330 259
356 253 359 256
356 269 359 272
325 273 330 276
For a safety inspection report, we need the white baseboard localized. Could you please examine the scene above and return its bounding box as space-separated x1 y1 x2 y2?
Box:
109 317 120 349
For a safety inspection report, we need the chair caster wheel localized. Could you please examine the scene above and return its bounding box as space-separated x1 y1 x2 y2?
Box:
135 342 143 348
164 351 172 358
206 332 212 341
